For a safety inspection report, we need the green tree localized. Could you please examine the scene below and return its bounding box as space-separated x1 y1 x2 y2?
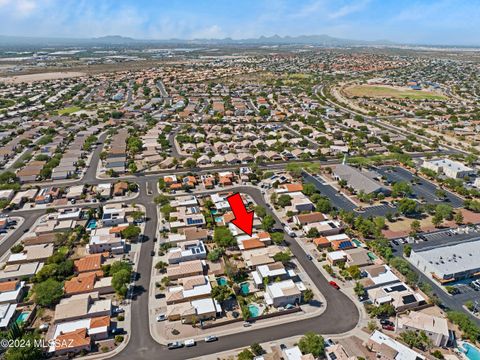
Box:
237 348 254 360
112 269 131 297
298 332 325 357
207 247 224 262
271 232 284 245
432 213 443 228
404 244 412 257
277 194 292 207
261 215 275 232
214 226 235 247
273 251 291 264
392 181 413 198
250 343 264 356
211 285 233 302
302 183 317 196
435 204 453 220
155 261 168 272
121 225 141 240
34 278 64 307
354 282 366 297
454 211 464 225
410 220 421 235
399 330 432 350
5 333 43 360
254 205 266 218
303 288 314 302
398 198 417 216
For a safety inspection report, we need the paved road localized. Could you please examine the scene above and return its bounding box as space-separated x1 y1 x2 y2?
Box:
114 185 359 360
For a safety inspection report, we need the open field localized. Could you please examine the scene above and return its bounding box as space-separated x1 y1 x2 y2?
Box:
57 106 82 115
0 71 86 84
344 84 448 100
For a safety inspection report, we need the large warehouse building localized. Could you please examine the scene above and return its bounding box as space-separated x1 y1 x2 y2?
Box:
409 240 480 283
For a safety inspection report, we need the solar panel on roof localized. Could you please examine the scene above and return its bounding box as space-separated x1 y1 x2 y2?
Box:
402 294 417 305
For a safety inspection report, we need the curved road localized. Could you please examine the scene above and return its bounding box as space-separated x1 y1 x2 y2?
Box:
114 185 359 360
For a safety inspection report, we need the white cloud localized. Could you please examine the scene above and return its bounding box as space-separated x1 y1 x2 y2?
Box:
329 0 370 19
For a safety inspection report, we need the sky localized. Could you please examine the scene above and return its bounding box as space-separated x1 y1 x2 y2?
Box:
0 0 479 45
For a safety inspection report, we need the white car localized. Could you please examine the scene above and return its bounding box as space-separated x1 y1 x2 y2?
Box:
185 339 196 347
156 314 166 321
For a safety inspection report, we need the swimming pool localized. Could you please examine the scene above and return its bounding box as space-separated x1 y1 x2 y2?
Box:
217 277 228 286
248 304 260 318
462 342 480 360
86 219 97 230
240 282 249 295
210 210 219 215
16 312 30 324
214 216 223 223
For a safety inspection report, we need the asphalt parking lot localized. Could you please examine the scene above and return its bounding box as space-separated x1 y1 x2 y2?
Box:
302 172 357 212
376 166 463 208
302 172 399 217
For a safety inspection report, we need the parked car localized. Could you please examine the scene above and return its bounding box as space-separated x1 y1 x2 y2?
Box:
113 307 125 314
382 324 395 331
204 335 218 343
380 319 394 326
167 342 184 350
329 281 340 290
324 338 335 347
307 254 313 261
243 322 252 327
392 239 399 246
111 327 124 335
156 314 166 322
185 339 196 347
39 323 49 332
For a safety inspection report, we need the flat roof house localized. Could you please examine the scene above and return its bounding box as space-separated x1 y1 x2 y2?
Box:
264 279 306 308
166 240 207 264
396 311 451 347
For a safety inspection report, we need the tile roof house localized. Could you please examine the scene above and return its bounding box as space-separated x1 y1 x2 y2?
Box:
64 273 113 296
74 254 106 276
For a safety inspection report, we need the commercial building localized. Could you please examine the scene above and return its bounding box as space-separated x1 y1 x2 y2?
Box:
333 164 389 195
409 240 480 283
422 158 474 179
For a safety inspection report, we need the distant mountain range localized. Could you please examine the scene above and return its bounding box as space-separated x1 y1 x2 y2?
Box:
0 34 395 47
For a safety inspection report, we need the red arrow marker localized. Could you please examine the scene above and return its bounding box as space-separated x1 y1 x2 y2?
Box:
226 193 254 236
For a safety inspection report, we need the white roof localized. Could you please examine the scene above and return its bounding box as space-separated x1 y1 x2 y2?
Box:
284 346 303 360
0 303 16 328
369 330 425 360
411 239 480 277
191 297 222 315
327 250 347 261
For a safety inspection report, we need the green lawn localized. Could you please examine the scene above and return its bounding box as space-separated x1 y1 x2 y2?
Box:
57 106 81 115
0 98 15 109
345 85 447 101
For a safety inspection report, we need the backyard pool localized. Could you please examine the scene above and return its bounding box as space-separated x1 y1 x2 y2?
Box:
86 219 97 231
214 216 223 223
462 342 480 360
210 210 219 215
248 304 260 318
16 311 30 324
217 277 228 286
240 282 250 295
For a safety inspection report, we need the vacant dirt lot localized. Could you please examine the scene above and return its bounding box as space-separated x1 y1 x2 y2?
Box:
0 71 86 83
